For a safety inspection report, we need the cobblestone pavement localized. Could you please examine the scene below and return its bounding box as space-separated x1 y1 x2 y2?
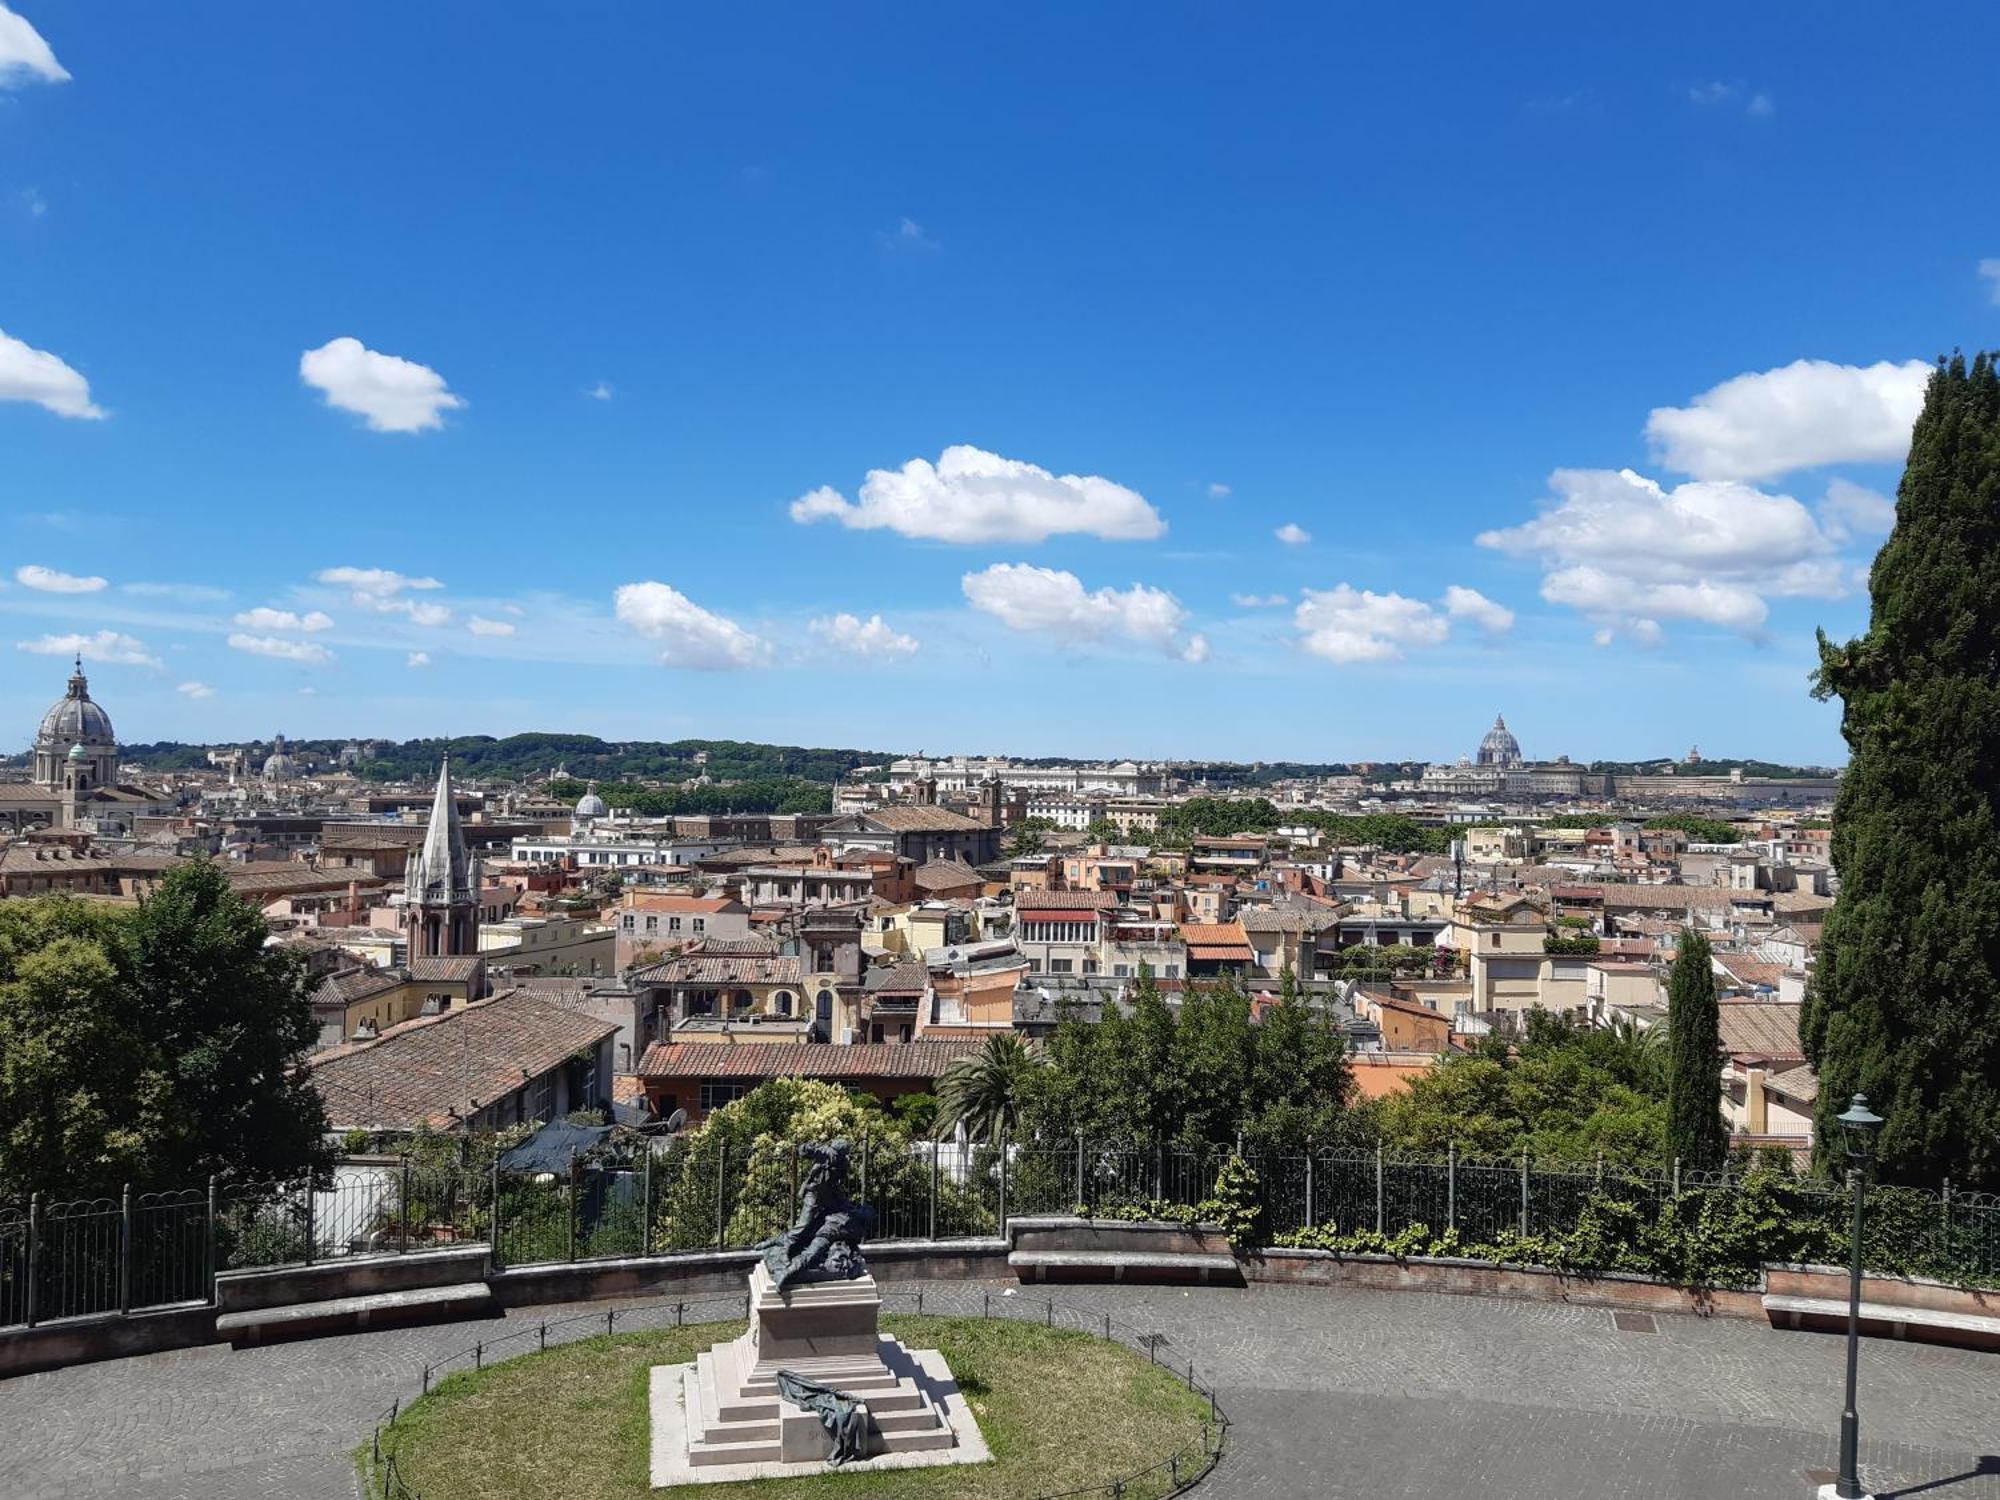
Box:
2 1280 1997 1499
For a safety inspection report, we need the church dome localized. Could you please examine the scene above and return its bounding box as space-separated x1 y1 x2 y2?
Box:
575 781 609 820
38 663 115 750
262 733 297 783
1476 714 1522 768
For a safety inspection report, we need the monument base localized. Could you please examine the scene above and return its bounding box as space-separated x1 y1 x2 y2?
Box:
649 1262 989 1487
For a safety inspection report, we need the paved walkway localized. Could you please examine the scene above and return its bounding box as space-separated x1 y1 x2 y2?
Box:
2 1280 1997 1499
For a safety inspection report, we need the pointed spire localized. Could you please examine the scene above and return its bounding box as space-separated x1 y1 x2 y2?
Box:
411 753 475 905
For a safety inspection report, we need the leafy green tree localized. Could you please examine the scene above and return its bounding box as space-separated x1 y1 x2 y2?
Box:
1243 968 1353 1148
0 862 328 1199
1806 353 2000 1189
933 1036 1036 1142
1004 827 1047 859
1664 927 1727 1172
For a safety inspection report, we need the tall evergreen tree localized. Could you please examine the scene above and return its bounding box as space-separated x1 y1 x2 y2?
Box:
1664 926 1726 1172
1806 353 2000 1189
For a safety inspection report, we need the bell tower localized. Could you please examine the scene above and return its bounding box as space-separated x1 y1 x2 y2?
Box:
403 757 482 961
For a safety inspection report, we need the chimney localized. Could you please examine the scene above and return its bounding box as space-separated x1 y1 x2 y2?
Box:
1745 1066 1768 1134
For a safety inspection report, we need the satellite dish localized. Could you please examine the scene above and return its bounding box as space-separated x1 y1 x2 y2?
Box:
664 1108 688 1133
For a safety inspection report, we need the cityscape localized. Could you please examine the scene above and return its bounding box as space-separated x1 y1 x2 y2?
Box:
4 6 2000 1500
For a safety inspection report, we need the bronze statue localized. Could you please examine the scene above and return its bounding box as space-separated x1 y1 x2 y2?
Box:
776 1369 873 1467
757 1139 876 1293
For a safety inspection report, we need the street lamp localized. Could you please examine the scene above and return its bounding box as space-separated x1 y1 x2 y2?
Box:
1823 1093 1883 1500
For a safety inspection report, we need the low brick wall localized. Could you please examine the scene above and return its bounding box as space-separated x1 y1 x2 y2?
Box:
1247 1248 1769 1320
0 1303 217 1380
488 1240 1012 1309
1767 1263 2000 1318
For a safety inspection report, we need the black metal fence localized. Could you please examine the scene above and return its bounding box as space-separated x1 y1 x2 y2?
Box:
5 1142 1998 1332
359 1286 1228 1500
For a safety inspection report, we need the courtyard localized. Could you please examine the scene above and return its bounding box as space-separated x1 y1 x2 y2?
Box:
1 1280 1996 1500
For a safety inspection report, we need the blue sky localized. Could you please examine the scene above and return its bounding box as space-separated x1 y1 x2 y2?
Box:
4 3 1998 766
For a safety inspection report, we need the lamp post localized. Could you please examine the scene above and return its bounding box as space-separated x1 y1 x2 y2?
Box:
1823 1094 1882 1500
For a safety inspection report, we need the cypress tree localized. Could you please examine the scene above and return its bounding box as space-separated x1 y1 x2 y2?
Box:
1665 926 1727 1172
1805 353 2000 1189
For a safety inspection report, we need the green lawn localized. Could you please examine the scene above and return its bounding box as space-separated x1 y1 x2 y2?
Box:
362 1315 1219 1500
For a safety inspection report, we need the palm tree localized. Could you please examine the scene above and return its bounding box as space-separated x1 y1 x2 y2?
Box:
933 1034 1036 1143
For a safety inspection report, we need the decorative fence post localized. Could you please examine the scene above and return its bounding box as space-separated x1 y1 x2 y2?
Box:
1518 1148 1529 1237
205 1175 218 1303
997 1128 1009 1233
642 1147 654 1257
1154 1141 1163 1204
118 1183 132 1315
1447 1143 1456 1235
1074 1131 1086 1211
1304 1152 1315 1231
488 1155 502 1266
714 1144 727 1252
1672 1155 1681 1197
1374 1145 1384 1233
928 1139 940 1241
302 1172 316 1266
24 1193 39 1328
399 1154 412 1254
859 1131 869 1211
567 1149 580 1263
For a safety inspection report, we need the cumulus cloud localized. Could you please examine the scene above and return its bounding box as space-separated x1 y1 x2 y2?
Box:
880 217 939 252
1645 359 1929 481
1274 522 1311 547
299 337 464 433
0 329 102 418
234 607 333 633
1231 592 1289 608
1478 466 1847 638
1688 80 1773 118
1982 260 2000 305
587 381 613 401
176 681 216 699
1207 482 1232 499
0 4 68 86
467 615 515 637
406 651 431 669
792 445 1165 544
614 581 772 670
961 563 1204 662
1293 586 1449 663
317 565 450 624
229 632 334 664
1819 478 1896 542
1443 585 1516 635
810 612 920 658
16 563 106 593
19 630 160 668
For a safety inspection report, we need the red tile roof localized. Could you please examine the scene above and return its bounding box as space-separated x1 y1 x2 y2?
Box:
636 1040 980 1081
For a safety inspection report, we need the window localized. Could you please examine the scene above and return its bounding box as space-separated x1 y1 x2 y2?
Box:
1113 963 1131 978
693 917 706 934
1049 958 1073 973
700 1082 752 1113
773 991 793 1017
645 915 658 934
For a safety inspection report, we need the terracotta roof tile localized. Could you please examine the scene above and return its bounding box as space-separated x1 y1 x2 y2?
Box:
635 1039 980 1081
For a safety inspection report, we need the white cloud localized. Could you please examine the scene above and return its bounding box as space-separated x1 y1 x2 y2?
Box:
1478 466 1849 638
233 607 333 633
1274 522 1311 547
317 565 450 624
0 3 68 86
0 329 102 419
176 680 215 699
299 337 464 433
124 581 231 602
1689 80 1772 118
406 651 431 669
1980 259 2000 305
499 603 525 617
1818 478 1896 542
467 615 515 637
16 563 106 593
587 381 613 401
228 632 334 664
1645 359 1929 481
1293 586 1449 663
792 445 1165 544
614 581 772 671
881 217 939 252
1231 592 1289 608
961 563 1203 661
18 630 160 668
810 612 920 659
1443 585 1516 635
1207 482 1232 499
1747 92 1775 119
1180 633 1210 664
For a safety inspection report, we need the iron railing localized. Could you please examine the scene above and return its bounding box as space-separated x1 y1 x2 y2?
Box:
4 1143 1997 1332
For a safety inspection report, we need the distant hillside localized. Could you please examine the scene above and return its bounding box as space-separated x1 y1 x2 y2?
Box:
119 733 899 787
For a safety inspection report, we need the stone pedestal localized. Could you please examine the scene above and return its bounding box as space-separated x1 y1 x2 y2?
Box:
649 1262 989 1486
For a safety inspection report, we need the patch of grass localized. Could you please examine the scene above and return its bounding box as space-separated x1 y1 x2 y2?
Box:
361 1314 1217 1500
